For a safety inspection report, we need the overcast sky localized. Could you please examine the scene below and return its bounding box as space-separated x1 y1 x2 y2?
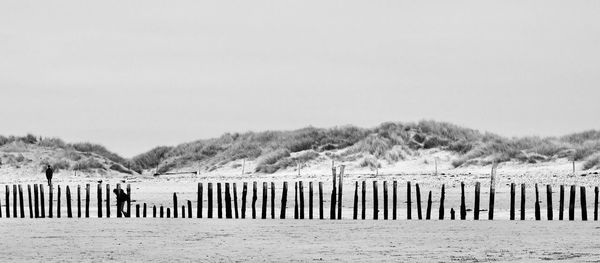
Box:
1 0 599 157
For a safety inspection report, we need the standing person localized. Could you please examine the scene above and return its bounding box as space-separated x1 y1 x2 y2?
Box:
45 165 53 187
113 188 130 217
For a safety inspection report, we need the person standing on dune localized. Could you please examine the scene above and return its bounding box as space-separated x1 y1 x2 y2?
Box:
45 165 53 187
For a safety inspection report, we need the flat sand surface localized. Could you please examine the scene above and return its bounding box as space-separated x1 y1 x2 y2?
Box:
1 219 600 262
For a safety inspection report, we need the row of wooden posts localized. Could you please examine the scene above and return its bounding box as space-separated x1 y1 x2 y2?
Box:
1 180 598 221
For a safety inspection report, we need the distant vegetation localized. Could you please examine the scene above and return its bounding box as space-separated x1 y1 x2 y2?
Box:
1 121 600 174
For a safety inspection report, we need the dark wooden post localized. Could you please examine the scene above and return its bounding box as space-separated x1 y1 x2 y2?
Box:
361 181 366 220
280 181 288 219
330 166 337 220
407 181 411 220
581 186 588 221
353 182 358 220
126 184 131 217
97 184 102 218
426 191 432 220
39 184 45 218
459 182 466 220
225 183 232 219
116 184 122 218
77 185 81 218
392 181 397 220
509 183 515 220
271 182 275 219
207 182 213 218
144 203 147 217
318 182 324 219
187 200 192 219
182 205 186 218
291 181 297 219
85 184 90 218
49 184 54 218
337 165 344 220
153 205 156 218
547 185 553 220
439 184 445 220
559 185 564 220
534 184 540 220
136 204 140 217
33 184 38 218
233 183 239 219
520 184 526 220
17 185 23 218
383 181 388 220
167 208 170 218
294 182 298 219
252 182 257 219
160 205 164 218
416 183 422 220
489 182 495 220
6 185 10 217
13 185 17 218
198 182 203 218
309 182 313 219
569 185 575 221
173 192 180 218
475 182 481 220
27 185 33 218
241 182 247 219
595 186 598 221
106 184 110 218
373 181 378 220
57 185 61 218
66 185 72 218
216 183 221 219
450 208 455 220
261 182 268 219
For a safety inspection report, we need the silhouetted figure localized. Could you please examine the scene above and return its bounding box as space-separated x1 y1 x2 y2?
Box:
45 165 53 186
113 188 130 217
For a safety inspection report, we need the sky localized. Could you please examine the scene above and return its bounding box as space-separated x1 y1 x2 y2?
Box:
1 0 599 157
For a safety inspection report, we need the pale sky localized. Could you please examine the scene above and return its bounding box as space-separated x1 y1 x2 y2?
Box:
1 0 599 157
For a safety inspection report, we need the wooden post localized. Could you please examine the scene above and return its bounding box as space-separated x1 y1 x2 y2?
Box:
57 185 61 218
426 191 432 220
489 183 495 220
173 192 180 218
241 182 247 219
5 185 10 217
534 184 540 220
559 185 564 220
39 184 45 218
383 181 388 220
520 184 526 220
17 185 24 218
581 186 588 221
182 205 186 218
136 204 140 217
353 182 358 220
49 184 54 218
97 184 102 218
407 181 412 220
27 185 33 218
187 200 192 219
216 183 221 219
361 181 366 220
153 205 156 217
330 166 337 220
33 184 38 218
337 165 344 220
309 182 313 219
225 183 232 219
167 208 170 218
373 181 378 220
77 185 81 218
318 182 324 219
126 184 131 217
85 184 90 218
106 184 110 218
294 182 298 219
234 183 239 219
595 186 599 221
207 182 213 218
280 181 288 219
143 203 147 217
416 183 422 220
439 184 445 220
116 184 122 218
475 182 481 220
160 205 164 218
460 182 467 220
271 182 276 219
509 183 515 220
450 208 455 220
569 185 575 221
547 185 553 220
285 182 291 219
392 181 397 220
197 183 203 218
252 182 257 219
66 185 73 218
13 185 17 218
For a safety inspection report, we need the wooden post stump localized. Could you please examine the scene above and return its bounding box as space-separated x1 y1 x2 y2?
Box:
208 182 213 218
475 182 481 220
373 181 378 220
595 186 598 221
77 185 81 218
143 203 147 218
33 184 38 218
225 183 232 219
241 182 247 219
509 183 515 220
392 181 397 220
188 200 192 219
19 185 25 218
319 182 324 219
126 184 131 217
66 185 73 218
547 185 553 220
353 182 358 220
309 182 313 219
296 181 301 219
49 184 54 218
361 181 366 220
439 184 445 220
534 184 540 220
460 182 466 220
280 182 288 219
57 185 61 218
106 184 110 218
216 183 221 219
581 186 588 221
233 183 239 219
252 182 257 219
521 184 526 220
198 183 203 218
383 181 388 220
294 182 298 219
407 181 411 220
136 204 140 217
116 184 122 218
271 182 276 219
559 185 564 220
416 183 422 220
337 165 344 220
27 185 33 218
569 185 576 221
97 184 102 218
262 182 268 219
86 184 90 218
39 184 45 218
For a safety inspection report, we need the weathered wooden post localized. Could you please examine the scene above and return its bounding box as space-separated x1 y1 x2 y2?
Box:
187 200 192 219
298 181 304 219
559 185 564 220
233 183 239 219
13 185 17 218
488 163 497 220
57 185 61 218
167 208 170 218
460 182 466 220
27 185 33 218
77 185 81 218
450 208 456 220
33 184 38 218
353 182 358 220
225 183 232 219
309 182 313 219
547 185 553 220
416 183 422 220
534 184 540 220
143 203 147 217
241 182 247 219
581 186 588 221
595 186 599 221
392 181 397 220
182 205 186 218
509 183 515 220
198 183 203 218
116 184 122 218
106 184 110 218
39 184 45 218
330 166 337 220
294 182 298 219
475 182 481 220
426 191 432 220
337 165 344 220
160 206 164 218
153 205 156 218
126 184 131 217
383 181 388 220
136 204 140 217
97 184 102 218
262 182 268 219
569 185 575 221
66 185 73 218
5 185 10 217
319 182 324 219
271 182 276 219
407 181 412 220
362 181 366 220
49 184 54 218
174 192 180 218
18 185 24 218
373 181 378 220
86 184 90 218
439 184 445 220
280 181 288 219
207 182 213 218
216 183 221 218
252 181 257 219
521 184 526 220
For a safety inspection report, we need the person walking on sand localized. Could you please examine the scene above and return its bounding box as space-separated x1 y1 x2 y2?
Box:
45 165 53 187
113 188 130 217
